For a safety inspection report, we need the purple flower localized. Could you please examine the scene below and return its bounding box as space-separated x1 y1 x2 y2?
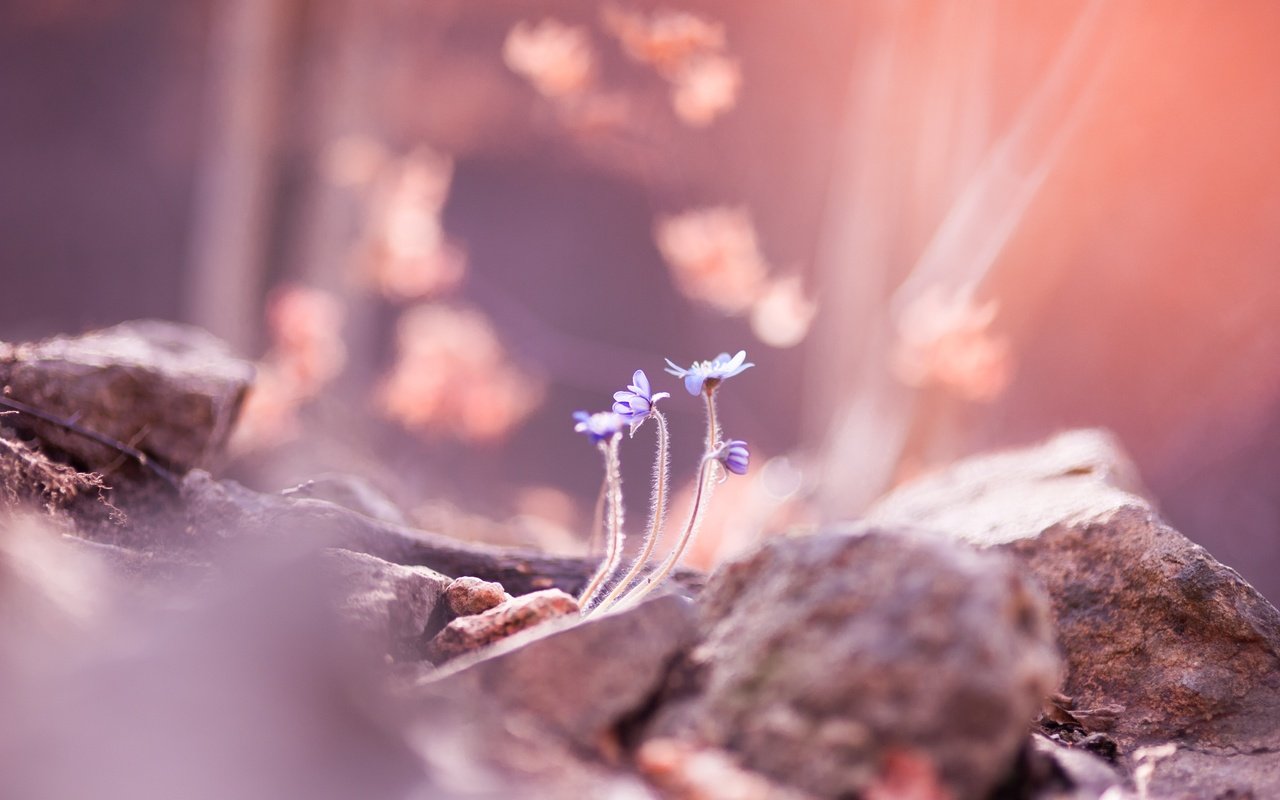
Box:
664 350 754 396
573 410 624 444
612 370 670 431
713 439 750 475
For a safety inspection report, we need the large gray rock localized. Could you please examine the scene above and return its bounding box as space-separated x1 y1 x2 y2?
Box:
0 321 253 474
1027 734 1124 799
869 429 1280 798
649 528 1061 800
635 738 818 800
1145 747 1280 800
319 548 451 661
180 471 704 598
422 594 698 752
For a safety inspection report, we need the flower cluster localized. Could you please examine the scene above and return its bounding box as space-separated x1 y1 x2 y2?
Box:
653 207 817 349
573 350 754 614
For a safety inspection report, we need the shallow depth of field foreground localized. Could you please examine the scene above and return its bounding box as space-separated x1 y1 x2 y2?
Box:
2 3 1280 799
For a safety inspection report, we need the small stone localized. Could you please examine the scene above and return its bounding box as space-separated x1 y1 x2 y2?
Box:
649 529 1060 800
427 588 578 663
445 576 511 617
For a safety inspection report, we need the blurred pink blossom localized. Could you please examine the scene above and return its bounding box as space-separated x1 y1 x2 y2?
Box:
891 285 1013 402
233 286 347 452
357 147 466 301
379 304 543 442
750 275 817 348
671 53 741 127
654 206 768 314
601 6 726 77
601 6 739 126
266 285 347 393
503 19 596 100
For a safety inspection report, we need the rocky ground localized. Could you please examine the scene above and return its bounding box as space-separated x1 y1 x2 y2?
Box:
0 321 1277 800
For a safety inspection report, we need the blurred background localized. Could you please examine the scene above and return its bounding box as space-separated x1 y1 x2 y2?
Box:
2 0 1279 598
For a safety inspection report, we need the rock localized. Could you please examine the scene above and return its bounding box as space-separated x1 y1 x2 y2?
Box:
180 471 706 598
0 321 253 474
280 474 411 527
1143 747 1280 800
445 576 510 617
0 516 113 674
0 536 431 800
319 548 451 660
60 535 209 588
648 528 1060 800
1023 734 1124 799
427 588 578 663
636 738 817 800
422 594 697 751
868 429 1280 762
404 693 663 800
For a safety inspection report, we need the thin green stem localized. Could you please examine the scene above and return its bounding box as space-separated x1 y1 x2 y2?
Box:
578 435 625 609
592 410 670 614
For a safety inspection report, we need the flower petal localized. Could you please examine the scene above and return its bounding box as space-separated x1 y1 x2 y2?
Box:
664 358 688 377
614 391 634 402
632 369 650 397
684 372 705 396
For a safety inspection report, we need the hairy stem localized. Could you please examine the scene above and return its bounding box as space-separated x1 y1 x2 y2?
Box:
703 385 720 450
578 435 625 610
585 469 607 555
616 452 714 609
592 410 670 614
702 385 725 487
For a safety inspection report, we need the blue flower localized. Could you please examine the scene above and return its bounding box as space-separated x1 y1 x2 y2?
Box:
713 439 750 475
612 370 670 431
664 350 754 396
573 410 624 444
